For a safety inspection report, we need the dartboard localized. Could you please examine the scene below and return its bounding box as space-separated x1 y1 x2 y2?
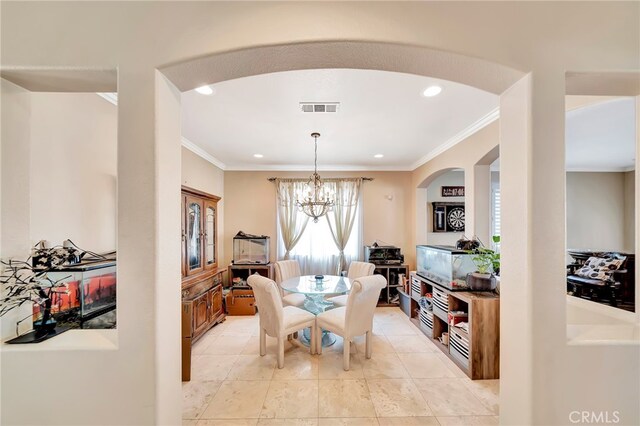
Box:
447 207 466 231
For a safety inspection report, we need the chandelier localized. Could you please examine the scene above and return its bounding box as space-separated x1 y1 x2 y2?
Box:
295 132 335 222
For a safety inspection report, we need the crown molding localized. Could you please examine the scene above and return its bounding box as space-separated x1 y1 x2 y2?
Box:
224 164 412 172
410 107 500 171
566 166 636 173
181 137 227 170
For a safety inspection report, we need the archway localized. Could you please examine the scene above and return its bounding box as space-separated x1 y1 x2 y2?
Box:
159 39 526 423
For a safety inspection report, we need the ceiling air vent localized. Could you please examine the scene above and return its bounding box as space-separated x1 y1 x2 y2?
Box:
300 102 340 113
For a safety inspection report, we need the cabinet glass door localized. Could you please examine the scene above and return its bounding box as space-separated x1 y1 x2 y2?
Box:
186 197 203 274
204 202 217 269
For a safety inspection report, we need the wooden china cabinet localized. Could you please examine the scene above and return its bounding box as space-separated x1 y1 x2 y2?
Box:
181 186 225 381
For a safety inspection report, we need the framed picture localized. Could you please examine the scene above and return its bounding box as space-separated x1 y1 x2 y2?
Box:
432 202 465 232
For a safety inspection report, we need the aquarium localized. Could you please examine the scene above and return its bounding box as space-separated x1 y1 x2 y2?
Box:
416 245 475 290
35 260 116 321
233 234 270 264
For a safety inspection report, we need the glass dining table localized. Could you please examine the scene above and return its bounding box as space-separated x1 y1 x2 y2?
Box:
280 275 351 347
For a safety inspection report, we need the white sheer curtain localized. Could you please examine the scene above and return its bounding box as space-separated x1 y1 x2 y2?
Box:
276 178 363 275
275 179 309 259
326 178 362 274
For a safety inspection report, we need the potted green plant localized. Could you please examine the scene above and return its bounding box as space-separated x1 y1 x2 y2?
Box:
466 236 500 291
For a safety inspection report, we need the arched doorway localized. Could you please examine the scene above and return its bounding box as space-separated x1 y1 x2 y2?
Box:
158 39 526 423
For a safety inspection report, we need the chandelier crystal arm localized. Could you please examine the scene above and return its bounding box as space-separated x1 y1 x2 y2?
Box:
294 132 335 223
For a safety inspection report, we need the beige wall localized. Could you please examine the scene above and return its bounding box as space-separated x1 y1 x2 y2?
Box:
624 170 636 252
30 93 117 253
425 170 465 246
566 172 627 253
2 2 638 425
223 170 412 269
181 147 225 263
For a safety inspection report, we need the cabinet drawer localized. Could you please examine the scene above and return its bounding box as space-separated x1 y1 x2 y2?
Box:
419 308 433 338
411 277 422 300
449 328 470 369
182 277 215 300
432 287 449 320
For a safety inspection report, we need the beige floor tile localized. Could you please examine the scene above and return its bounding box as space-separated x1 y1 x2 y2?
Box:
373 309 406 322
318 418 379 425
222 317 260 335
205 334 253 355
324 335 358 354
377 417 439 425
436 416 499 425
183 420 198 425
360 353 410 379
461 380 499 414
397 353 455 379
414 379 493 416
197 420 258 426
227 354 277 380
433 353 468 379
201 380 271 419
184 309 499 425
182 380 223 419
271 348 319 380
366 378 432 417
352 334 396 354
257 419 318 425
191 355 238 381
318 379 377 418
242 335 298 355
260 380 319 419
318 352 364 379
378 322 418 336
193 333 219 355
385 335 438 353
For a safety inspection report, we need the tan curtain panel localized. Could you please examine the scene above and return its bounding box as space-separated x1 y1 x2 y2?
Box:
326 178 362 274
275 179 309 259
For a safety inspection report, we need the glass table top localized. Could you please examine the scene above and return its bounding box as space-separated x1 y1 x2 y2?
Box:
279 275 351 295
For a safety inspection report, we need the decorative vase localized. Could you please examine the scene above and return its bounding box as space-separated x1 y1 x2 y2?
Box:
466 272 497 291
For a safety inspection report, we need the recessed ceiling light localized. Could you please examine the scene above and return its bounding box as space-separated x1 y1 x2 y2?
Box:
423 86 442 97
195 85 215 95
374 154 384 158
253 154 264 158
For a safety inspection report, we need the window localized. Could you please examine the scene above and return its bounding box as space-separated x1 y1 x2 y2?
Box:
276 178 364 275
285 210 362 275
491 186 501 249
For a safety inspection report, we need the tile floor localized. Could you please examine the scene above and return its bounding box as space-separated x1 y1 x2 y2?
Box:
183 307 499 426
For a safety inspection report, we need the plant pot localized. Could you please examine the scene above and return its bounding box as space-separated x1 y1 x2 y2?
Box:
466 272 497 291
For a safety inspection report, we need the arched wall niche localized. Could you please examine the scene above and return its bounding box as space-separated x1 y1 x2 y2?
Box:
412 122 500 250
416 167 466 247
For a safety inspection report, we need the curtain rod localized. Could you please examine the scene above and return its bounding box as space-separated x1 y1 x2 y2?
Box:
267 177 374 182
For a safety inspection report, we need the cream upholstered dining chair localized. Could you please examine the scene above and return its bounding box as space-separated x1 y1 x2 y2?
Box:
315 275 386 370
327 261 376 307
248 274 317 368
274 260 306 308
